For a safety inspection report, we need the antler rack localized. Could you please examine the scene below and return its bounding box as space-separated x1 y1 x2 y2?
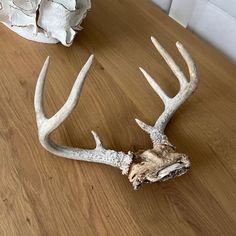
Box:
34 37 198 189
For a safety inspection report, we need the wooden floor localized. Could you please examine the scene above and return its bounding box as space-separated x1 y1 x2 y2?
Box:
0 0 236 235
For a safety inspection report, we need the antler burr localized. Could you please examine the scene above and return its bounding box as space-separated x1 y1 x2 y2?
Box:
34 37 198 190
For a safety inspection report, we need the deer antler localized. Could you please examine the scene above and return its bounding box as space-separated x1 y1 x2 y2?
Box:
128 37 198 189
135 36 198 147
34 37 198 190
34 55 132 175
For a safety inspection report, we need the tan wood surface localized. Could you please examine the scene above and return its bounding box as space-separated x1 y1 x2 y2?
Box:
0 0 236 235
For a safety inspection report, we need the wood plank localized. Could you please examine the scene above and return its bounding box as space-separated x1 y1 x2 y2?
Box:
0 0 236 235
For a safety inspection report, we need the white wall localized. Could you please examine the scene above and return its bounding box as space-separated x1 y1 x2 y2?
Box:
153 0 236 63
169 0 197 27
152 0 173 12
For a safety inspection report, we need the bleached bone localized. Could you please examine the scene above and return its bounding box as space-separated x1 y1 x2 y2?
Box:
34 55 132 175
34 37 198 189
136 36 198 147
0 0 91 46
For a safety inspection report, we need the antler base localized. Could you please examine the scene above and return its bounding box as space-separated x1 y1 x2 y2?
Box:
128 144 190 190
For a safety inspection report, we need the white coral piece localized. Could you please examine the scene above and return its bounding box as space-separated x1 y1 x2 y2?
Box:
0 0 91 46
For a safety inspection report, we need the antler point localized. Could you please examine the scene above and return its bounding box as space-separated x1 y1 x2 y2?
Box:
91 130 103 148
139 66 144 72
176 41 183 49
43 56 50 67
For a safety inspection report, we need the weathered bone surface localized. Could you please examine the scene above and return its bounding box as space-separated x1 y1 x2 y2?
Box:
0 0 91 46
34 37 198 189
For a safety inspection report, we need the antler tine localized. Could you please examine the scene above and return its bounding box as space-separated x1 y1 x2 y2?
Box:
34 56 50 124
34 55 94 134
151 36 189 90
136 37 198 145
34 56 133 174
138 67 170 106
175 41 197 84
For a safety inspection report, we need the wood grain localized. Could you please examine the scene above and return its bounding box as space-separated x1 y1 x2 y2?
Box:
0 0 236 235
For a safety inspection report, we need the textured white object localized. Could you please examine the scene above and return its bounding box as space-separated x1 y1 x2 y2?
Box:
136 37 198 146
34 37 198 189
34 55 132 175
0 0 91 46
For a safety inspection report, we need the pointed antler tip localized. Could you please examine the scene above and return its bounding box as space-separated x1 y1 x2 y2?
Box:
139 66 144 72
139 67 148 76
91 130 97 139
44 56 50 65
91 130 99 140
151 36 161 46
139 67 150 78
135 118 146 127
176 41 184 49
87 54 94 63
135 118 143 127
91 130 100 139
135 118 153 134
91 130 103 148
91 130 96 135
151 36 155 43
